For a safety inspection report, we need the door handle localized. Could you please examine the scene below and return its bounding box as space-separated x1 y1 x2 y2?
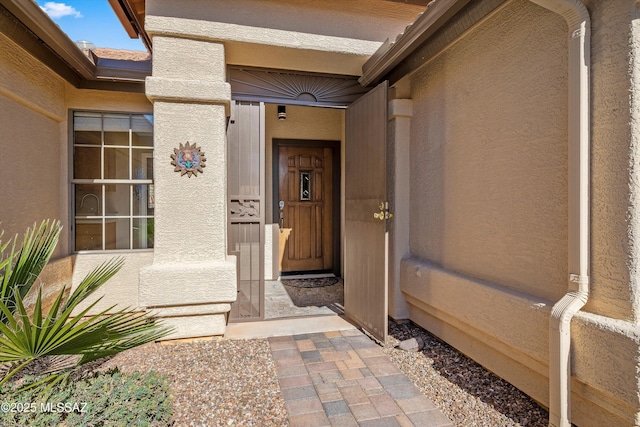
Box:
373 201 393 221
279 200 285 233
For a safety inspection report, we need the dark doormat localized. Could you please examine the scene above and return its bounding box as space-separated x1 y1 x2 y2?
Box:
281 277 339 288
281 278 344 309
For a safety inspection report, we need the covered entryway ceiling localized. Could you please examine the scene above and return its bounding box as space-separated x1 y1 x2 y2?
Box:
229 67 369 107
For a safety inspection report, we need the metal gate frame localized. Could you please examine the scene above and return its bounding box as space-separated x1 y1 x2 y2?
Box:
227 101 266 322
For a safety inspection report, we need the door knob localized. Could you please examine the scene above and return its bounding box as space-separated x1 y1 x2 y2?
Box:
373 202 393 220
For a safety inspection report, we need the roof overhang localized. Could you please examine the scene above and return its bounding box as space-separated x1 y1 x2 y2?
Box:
1 0 95 80
109 0 434 59
0 0 147 92
108 0 151 51
360 0 512 87
360 0 472 86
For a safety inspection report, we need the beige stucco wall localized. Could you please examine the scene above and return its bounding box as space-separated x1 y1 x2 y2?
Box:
1 26 153 312
65 86 151 113
264 104 344 277
584 0 639 322
409 1 569 303
400 0 640 425
0 33 66 258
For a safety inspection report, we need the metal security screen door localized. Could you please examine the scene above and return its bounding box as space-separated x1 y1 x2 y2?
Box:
344 81 389 343
227 101 265 321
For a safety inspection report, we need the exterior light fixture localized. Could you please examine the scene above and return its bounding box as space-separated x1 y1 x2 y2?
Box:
278 105 286 120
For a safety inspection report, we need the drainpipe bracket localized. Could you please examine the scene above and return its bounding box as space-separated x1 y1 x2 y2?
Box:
569 274 589 286
570 28 585 39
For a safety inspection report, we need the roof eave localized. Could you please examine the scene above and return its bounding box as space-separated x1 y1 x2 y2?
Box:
359 0 472 87
2 0 96 80
91 51 151 82
108 0 152 52
108 0 139 39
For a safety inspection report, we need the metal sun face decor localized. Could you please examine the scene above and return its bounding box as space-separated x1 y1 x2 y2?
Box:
171 141 206 177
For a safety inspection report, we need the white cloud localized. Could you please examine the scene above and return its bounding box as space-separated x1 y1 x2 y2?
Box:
40 2 82 19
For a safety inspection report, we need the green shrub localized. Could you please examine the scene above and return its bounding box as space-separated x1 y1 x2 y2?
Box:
0 368 173 426
0 220 172 390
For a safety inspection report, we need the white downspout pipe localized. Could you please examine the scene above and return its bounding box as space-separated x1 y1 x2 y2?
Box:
526 1 590 426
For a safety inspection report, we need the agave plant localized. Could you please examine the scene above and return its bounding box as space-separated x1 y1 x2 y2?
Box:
0 220 171 388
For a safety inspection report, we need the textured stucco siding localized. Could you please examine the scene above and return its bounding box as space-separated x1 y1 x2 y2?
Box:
0 34 65 256
72 253 154 312
0 96 62 248
402 0 640 425
584 0 639 322
66 87 151 113
0 34 65 121
409 0 568 303
1 26 153 313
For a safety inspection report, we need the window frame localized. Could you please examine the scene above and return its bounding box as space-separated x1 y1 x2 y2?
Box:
70 110 154 253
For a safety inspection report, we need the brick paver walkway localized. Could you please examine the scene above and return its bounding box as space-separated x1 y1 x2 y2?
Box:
268 329 454 427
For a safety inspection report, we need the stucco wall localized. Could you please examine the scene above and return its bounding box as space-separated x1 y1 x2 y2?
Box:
0 34 65 257
0 23 153 312
401 0 640 425
409 0 568 303
66 86 151 114
583 0 639 322
72 252 154 312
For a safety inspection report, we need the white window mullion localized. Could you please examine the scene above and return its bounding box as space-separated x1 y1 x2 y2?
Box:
130 184 134 250
102 184 106 250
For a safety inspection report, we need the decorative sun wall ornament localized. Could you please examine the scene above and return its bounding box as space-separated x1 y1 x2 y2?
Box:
171 141 206 177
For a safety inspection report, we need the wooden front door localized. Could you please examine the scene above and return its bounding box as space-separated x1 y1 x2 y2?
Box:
278 143 334 273
344 81 389 343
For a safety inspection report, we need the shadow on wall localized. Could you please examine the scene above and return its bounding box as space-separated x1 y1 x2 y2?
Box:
23 255 76 314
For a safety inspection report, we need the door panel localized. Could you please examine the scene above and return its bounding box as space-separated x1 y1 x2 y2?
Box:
279 145 333 272
344 81 389 343
227 101 265 322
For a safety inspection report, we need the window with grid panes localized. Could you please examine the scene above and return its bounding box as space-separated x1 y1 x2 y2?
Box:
72 112 154 251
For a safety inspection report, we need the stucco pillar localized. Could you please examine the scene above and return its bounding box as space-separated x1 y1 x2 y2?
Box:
388 97 412 320
139 36 236 339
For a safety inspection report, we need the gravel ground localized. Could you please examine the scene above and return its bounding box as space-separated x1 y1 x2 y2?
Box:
97 339 288 426
384 320 549 427
87 320 548 427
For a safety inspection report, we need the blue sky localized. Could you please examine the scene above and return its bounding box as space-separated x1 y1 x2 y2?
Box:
37 1 146 51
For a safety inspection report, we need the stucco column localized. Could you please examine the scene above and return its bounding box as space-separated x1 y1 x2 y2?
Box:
139 36 236 339
388 97 412 320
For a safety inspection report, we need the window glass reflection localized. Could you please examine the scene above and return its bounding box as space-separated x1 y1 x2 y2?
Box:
104 185 130 216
